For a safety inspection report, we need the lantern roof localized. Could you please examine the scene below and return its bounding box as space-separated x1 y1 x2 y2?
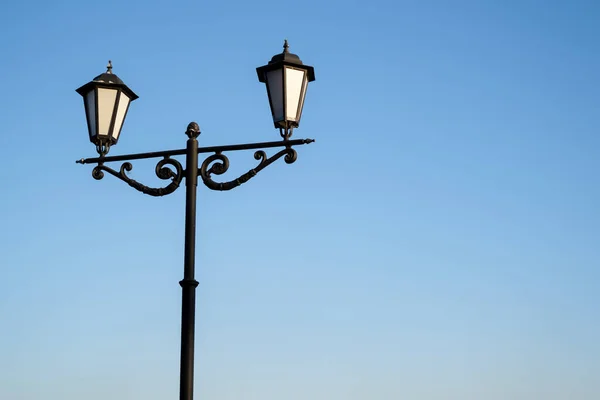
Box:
257 40 315 83
269 40 303 64
76 61 139 101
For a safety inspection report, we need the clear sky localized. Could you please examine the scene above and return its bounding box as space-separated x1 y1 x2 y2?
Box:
1 0 599 399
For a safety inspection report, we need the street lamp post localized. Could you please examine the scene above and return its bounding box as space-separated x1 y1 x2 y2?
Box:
75 41 315 400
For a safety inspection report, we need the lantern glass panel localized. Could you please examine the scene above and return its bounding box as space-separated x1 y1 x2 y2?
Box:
266 69 284 122
284 66 307 123
112 92 131 141
296 73 309 124
97 88 118 136
85 90 97 138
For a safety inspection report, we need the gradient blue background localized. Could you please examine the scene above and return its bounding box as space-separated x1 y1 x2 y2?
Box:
1 1 599 399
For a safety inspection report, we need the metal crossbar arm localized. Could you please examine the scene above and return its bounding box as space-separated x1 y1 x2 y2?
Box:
76 138 315 165
76 129 315 196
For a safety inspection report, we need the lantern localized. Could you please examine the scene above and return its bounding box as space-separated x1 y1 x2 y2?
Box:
256 40 315 133
76 61 138 155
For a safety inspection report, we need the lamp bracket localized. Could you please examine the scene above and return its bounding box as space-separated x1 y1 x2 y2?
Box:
78 137 314 196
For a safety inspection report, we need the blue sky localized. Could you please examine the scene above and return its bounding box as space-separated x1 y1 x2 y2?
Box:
1 0 599 399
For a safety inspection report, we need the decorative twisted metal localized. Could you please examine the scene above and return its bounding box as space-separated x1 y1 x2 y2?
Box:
200 146 297 191
91 157 184 196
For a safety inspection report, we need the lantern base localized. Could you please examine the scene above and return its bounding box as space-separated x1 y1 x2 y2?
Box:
95 142 112 156
277 125 295 140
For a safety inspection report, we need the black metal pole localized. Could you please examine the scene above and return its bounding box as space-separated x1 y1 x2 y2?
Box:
180 122 201 400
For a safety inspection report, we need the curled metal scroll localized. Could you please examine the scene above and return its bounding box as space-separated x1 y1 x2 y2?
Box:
200 147 297 191
91 157 184 196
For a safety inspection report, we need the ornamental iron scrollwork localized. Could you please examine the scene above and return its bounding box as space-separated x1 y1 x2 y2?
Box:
78 134 314 195
91 157 184 197
200 147 297 191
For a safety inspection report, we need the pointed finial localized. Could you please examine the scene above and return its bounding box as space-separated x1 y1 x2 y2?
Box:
283 39 289 53
106 60 113 74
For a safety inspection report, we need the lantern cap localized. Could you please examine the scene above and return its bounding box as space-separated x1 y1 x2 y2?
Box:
257 40 315 83
75 60 139 101
89 60 125 85
268 40 303 65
